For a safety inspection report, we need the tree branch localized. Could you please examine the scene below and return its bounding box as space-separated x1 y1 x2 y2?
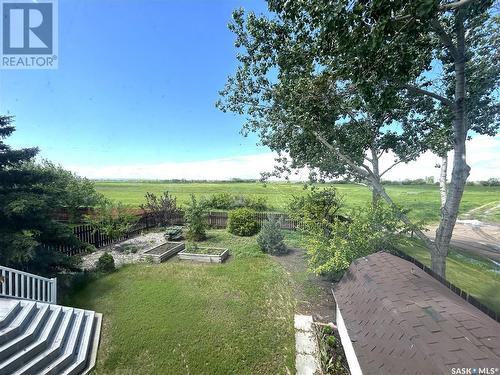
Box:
440 0 475 10
312 131 373 178
404 84 454 107
380 150 421 177
312 130 436 250
430 19 459 60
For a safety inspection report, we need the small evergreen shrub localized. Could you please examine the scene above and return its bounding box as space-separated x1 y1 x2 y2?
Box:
227 208 260 236
96 252 115 273
257 216 287 255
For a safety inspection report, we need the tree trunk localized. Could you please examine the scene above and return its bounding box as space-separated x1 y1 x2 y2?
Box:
431 252 446 277
370 146 381 205
432 11 470 278
439 155 448 209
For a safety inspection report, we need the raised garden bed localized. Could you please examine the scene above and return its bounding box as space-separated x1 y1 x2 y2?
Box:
178 246 229 263
142 241 185 263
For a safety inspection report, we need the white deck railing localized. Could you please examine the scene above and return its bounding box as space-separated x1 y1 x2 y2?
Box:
0 265 57 304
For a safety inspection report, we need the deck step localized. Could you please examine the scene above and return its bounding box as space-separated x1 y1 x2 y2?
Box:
0 302 37 345
0 306 63 375
0 304 50 361
0 299 101 375
0 301 21 330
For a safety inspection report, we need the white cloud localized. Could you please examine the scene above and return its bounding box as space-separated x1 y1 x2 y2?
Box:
379 134 500 182
67 135 499 181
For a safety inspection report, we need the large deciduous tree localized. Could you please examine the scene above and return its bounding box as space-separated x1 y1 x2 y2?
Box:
218 1 499 277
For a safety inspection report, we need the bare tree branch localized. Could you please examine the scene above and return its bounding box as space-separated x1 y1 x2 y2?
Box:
380 150 421 177
404 84 454 107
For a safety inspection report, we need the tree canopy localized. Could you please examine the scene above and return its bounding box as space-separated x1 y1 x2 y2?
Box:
218 0 499 277
0 116 101 275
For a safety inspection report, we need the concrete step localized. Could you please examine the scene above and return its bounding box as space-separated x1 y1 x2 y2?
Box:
0 299 101 375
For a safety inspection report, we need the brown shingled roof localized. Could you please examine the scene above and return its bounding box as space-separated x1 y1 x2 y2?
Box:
334 251 500 375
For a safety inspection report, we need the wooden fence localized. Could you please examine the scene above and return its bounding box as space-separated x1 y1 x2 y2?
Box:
50 211 300 256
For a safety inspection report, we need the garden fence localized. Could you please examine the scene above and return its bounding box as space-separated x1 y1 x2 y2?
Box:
50 211 300 256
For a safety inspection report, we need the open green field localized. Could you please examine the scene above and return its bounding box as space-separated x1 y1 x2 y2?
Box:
398 240 500 313
65 230 297 375
94 181 500 223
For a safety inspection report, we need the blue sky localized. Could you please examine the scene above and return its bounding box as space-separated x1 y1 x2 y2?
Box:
0 0 498 180
0 0 269 167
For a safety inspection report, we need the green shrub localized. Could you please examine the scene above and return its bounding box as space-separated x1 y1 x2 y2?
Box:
205 192 234 210
184 194 207 241
257 216 287 255
204 193 268 211
86 200 138 240
306 202 416 280
289 186 344 232
227 208 260 236
232 195 268 211
96 252 115 273
140 191 180 226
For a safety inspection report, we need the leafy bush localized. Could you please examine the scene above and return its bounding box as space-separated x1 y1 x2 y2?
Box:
204 193 268 211
140 191 181 226
96 252 115 273
227 208 260 236
305 202 415 280
86 200 138 240
289 186 344 233
232 195 268 211
184 194 207 241
257 216 287 255
204 192 234 210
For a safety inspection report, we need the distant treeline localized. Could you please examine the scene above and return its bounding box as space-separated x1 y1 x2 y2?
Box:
94 177 500 186
382 177 499 186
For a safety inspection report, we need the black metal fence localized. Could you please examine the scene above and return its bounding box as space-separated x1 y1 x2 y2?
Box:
393 249 499 323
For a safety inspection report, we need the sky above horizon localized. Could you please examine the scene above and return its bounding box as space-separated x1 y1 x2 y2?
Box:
0 0 498 181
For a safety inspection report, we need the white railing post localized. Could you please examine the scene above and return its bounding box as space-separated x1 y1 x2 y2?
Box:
50 277 57 304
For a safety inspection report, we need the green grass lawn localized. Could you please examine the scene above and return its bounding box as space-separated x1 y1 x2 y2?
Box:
397 240 500 313
94 181 500 223
65 230 296 375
